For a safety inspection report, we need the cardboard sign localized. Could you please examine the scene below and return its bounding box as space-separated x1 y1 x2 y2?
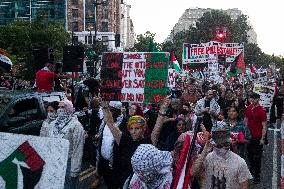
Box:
183 41 244 64
100 53 124 101
0 132 69 189
253 84 275 117
101 52 169 104
168 69 176 89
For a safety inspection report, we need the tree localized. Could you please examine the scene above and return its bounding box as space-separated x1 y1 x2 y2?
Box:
128 31 161 52
244 43 263 66
161 10 252 64
0 14 71 79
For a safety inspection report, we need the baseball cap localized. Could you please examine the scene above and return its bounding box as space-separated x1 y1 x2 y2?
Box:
211 121 230 144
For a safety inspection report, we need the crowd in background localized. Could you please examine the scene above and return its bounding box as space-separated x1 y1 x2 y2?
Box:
2 60 284 189
37 72 284 189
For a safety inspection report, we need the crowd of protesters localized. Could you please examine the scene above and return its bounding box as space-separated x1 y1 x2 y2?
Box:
3 59 284 188
36 69 284 189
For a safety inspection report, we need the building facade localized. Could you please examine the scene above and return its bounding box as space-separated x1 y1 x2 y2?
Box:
0 0 66 25
67 0 134 51
120 0 135 49
169 8 257 44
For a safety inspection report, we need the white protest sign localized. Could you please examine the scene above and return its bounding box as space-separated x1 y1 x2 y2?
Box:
191 71 205 81
0 132 69 189
121 52 146 103
207 54 219 78
208 74 224 84
183 41 244 64
252 70 267 84
253 84 275 117
168 69 175 89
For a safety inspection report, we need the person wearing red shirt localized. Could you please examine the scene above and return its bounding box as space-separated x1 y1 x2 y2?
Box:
244 92 267 184
36 61 58 92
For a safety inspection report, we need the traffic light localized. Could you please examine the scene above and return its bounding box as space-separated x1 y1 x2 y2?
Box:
217 31 225 41
215 27 227 42
115 34 120 47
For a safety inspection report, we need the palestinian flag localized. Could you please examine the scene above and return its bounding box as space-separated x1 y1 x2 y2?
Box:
0 141 45 189
170 52 181 72
0 49 12 72
227 51 245 77
100 52 169 104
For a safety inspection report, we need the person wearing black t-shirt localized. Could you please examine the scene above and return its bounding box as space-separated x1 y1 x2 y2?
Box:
101 103 151 188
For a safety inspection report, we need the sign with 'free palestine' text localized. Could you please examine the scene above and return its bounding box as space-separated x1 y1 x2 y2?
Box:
100 52 169 103
183 41 244 64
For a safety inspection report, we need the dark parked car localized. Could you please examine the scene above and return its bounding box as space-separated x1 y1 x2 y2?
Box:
0 90 67 135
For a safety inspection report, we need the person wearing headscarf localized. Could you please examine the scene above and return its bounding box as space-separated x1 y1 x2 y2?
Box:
40 101 59 136
40 100 85 189
128 144 173 189
100 102 151 188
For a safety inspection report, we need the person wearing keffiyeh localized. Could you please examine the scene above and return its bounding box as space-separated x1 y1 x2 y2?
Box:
40 100 85 189
129 144 173 189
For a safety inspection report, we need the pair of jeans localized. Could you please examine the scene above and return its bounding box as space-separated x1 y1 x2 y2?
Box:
64 159 79 189
247 138 263 178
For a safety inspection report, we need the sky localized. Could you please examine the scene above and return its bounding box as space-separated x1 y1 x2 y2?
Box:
128 0 284 57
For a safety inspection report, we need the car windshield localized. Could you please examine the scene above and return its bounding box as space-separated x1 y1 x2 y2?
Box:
0 96 11 110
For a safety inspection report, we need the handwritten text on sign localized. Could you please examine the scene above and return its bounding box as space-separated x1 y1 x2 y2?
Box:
121 52 168 103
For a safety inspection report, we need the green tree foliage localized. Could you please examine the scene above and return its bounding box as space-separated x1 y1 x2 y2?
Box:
161 10 253 64
127 31 161 52
161 9 284 68
245 43 283 67
245 43 263 66
0 14 70 79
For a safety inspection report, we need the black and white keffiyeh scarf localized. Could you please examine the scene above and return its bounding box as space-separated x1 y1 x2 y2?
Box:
130 144 173 189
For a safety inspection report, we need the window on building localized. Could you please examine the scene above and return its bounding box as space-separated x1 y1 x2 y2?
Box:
102 0 109 6
102 36 109 46
73 36 79 45
102 22 108 32
88 36 93 44
85 22 94 31
72 0 78 5
102 9 108 19
72 9 78 18
72 22 79 31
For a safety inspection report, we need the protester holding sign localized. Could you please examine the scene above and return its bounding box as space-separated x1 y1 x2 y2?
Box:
100 101 151 188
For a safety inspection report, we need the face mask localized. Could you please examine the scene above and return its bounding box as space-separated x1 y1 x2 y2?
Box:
138 171 164 187
57 108 67 117
47 112 57 120
213 147 229 159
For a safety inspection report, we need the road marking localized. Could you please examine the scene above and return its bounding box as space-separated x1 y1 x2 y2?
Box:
79 170 96 181
79 166 95 177
272 129 278 189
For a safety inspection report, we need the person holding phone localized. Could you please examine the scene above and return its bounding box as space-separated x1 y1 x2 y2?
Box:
195 90 220 132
